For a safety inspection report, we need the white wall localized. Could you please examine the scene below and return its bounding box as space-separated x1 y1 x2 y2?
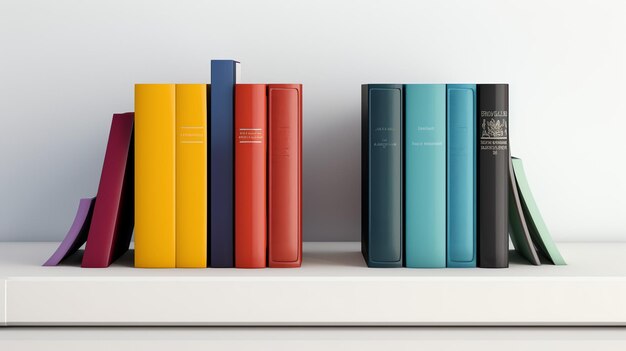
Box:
1 0 624 242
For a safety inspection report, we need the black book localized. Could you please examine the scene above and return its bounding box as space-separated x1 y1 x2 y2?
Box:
477 84 509 268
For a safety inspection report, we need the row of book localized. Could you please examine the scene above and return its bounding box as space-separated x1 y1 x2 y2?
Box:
44 59 303 269
43 72 560 270
361 84 564 268
135 80 302 268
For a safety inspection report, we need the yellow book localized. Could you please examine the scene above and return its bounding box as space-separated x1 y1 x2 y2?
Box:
175 84 208 267
135 84 176 268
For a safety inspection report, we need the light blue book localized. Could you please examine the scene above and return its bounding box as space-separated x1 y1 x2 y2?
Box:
446 84 477 267
404 84 446 268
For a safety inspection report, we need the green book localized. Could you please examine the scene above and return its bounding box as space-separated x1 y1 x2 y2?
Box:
512 157 566 265
508 157 540 265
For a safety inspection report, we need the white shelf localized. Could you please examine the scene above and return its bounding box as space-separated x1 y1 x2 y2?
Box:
1 242 625 326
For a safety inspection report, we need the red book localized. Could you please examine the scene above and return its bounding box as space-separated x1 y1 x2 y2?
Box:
268 84 302 267
235 84 267 268
82 113 134 268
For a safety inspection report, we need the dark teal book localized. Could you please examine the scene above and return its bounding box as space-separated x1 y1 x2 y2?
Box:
361 84 403 267
210 59 240 267
446 84 477 268
404 84 446 268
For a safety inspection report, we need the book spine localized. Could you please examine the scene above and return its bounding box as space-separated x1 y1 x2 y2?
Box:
134 84 176 268
235 84 267 268
446 84 477 268
361 85 368 263
175 84 208 268
404 84 446 268
268 84 302 268
477 84 509 268
361 84 403 267
210 60 240 267
82 113 134 268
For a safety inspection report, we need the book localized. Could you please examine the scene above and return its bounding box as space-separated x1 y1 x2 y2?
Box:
267 84 302 268
234 84 267 268
134 84 176 268
176 84 208 268
512 157 566 265
43 197 95 266
82 112 135 268
477 84 509 268
210 60 240 267
446 84 477 268
361 84 403 268
508 156 541 265
404 84 446 268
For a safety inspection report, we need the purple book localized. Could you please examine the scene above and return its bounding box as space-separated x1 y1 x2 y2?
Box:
43 197 96 266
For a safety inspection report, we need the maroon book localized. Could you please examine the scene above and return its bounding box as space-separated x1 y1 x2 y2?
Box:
82 113 134 268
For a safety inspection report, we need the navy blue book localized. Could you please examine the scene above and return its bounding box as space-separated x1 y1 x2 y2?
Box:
361 84 403 267
210 59 240 267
